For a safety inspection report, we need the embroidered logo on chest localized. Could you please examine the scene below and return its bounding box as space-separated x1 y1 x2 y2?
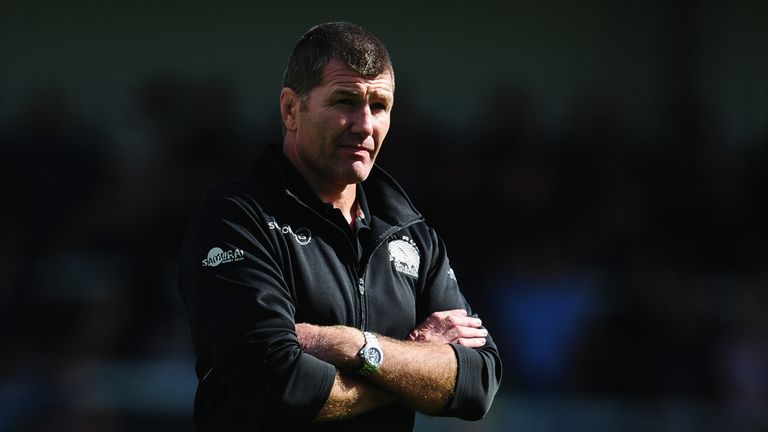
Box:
388 236 420 278
202 247 244 267
268 219 312 246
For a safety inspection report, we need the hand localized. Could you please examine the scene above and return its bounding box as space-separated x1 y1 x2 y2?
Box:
408 309 487 348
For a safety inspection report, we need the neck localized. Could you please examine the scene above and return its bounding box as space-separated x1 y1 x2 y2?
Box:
323 184 358 225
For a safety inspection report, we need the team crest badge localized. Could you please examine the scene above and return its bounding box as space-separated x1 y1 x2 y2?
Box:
388 236 420 278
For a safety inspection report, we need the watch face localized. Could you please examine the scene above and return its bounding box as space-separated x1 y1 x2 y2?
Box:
366 347 383 366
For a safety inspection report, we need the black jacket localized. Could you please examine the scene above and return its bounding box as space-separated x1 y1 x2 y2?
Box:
178 147 502 431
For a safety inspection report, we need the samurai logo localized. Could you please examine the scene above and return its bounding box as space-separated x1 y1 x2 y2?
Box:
202 247 244 267
388 236 420 278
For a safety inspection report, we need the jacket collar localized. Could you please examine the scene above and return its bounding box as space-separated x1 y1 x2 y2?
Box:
253 145 423 229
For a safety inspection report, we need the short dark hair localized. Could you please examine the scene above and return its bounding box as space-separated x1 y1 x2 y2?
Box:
283 22 394 96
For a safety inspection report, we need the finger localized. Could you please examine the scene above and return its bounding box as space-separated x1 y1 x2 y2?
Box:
432 309 467 319
444 309 468 316
445 315 483 328
457 337 486 348
454 326 488 339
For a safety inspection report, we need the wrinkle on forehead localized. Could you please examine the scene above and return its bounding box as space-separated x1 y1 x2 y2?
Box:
321 60 394 96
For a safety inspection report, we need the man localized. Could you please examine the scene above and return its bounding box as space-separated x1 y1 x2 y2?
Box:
179 22 501 431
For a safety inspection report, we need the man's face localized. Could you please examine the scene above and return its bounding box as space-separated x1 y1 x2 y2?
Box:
291 59 394 188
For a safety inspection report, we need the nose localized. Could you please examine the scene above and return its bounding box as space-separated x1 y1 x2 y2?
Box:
350 104 374 138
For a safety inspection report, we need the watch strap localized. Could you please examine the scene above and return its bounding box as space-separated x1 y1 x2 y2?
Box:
358 331 382 375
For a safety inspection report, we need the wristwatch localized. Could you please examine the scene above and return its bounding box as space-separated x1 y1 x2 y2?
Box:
358 331 383 375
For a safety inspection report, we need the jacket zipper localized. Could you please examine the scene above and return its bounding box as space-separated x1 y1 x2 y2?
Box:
285 190 364 327
356 220 423 330
357 277 366 330
285 189 423 331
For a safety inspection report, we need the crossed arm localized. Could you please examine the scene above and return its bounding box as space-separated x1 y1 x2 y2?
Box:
295 309 488 422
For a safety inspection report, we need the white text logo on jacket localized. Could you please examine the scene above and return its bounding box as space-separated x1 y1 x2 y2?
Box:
268 219 312 245
202 247 244 267
389 236 420 278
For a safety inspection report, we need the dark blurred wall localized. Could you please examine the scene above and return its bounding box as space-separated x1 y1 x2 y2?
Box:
2 1 767 431
3 1 766 141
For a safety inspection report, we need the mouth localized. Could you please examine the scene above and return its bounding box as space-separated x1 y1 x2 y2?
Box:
338 144 373 157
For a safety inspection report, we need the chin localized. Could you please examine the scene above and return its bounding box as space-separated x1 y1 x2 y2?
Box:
353 167 374 182
342 162 372 183
340 173 368 185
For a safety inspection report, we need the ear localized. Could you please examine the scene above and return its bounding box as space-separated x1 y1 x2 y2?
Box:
280 87 299 132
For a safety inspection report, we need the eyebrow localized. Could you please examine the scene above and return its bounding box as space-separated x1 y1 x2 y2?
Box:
331 88 393 105
331 89 363 98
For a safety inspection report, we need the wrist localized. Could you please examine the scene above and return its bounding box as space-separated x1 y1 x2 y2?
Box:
357 331 384 375
344 326 367 370
297 324 372 371
314 325 366 370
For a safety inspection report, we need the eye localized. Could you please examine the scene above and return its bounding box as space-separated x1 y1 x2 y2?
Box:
335 98 354 107
371 102 388 112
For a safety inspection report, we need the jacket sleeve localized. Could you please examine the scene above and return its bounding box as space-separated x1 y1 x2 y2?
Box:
416 227 503 421
178 190 335 426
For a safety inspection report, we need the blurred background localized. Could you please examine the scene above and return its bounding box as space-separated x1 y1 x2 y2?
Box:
2 0 767 430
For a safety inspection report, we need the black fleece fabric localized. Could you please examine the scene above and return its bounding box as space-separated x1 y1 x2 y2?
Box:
178 146 502 431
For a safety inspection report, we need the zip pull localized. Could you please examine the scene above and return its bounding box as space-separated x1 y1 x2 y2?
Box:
358 277 365 295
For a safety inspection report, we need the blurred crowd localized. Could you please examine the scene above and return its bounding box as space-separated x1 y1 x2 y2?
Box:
1 76 766 431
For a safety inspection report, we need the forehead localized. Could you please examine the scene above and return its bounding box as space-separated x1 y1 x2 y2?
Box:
316 59 394 96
